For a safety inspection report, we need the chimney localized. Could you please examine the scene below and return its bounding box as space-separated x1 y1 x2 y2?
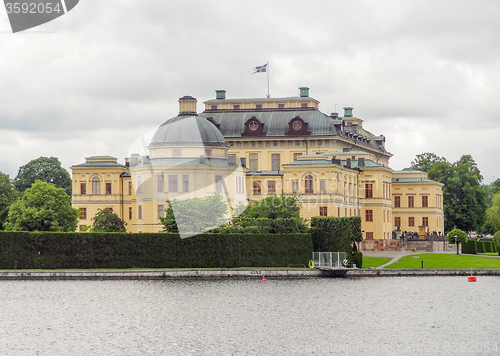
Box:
358 158 365 167
228 155 236 166
343 107 353 117
343 147 350 152
299 87 309 97
346 158 351 168
199 155 206 165
330 112 339 119
240 157 247 168
179 96 198 116
216 90 226 100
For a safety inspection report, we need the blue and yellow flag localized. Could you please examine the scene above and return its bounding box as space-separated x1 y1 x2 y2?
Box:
253 63 267 73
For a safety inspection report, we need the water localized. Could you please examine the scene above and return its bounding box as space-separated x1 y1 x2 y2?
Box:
0 277 499 355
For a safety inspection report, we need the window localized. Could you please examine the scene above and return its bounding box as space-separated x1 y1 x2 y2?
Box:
366 210 373 221
92 177 100 195
138 205 143 220
422 196 428 207
409 217 415 226
268 180 276 195
168 175 178 192
305 175 314 194
129 207 132 220
256 104 263 109
80 183 86 195
422 217 429 227
211 105 217 110
158 175 164 193
253 181 261 195
106 183 112 195
271 153 280 171
278 103 285 109
365 183 373 198
128 181 132 195
292 180 298 194
301 103 308 108
394 196 401 208
137 176 142 194
215 175 223 193
293 153 302 161
320 180 326 194
158 204 165 219
320 207 327 216
408 196 414 208
249 154 258 171
366 232 374 239
233 104 240 109
80 207 87 220
105 207 113 212
183 175 189 192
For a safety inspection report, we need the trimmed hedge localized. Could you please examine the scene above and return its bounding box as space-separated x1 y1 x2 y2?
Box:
461 239 499 255
461 239 476 254
0 232 313 269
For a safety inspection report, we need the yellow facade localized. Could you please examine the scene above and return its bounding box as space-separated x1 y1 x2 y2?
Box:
71 87 444 243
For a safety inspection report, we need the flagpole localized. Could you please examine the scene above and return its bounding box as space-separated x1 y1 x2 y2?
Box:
267 61 270 97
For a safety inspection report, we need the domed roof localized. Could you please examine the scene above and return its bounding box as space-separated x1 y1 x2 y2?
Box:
149 115 227 147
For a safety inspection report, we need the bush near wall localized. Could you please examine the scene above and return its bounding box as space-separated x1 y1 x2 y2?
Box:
0 232 312 269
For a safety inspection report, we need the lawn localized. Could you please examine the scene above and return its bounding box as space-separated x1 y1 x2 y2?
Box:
385 253 500 269
363 256 392 268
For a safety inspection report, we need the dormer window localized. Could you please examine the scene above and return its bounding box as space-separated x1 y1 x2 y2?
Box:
301 103 308 108
278 104 285 109
256 104 263 109
233 104 240 109
211 105 217 110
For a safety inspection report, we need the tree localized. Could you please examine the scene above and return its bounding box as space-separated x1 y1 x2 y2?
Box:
14 156 72 196
493 231 500 256
409 152 448 172
483 178 500 206
5 180 78 232
0 172 20 230
239 194 303 219
486 192 500 232
428 155 486 232
91 208 127 232
447 228 467 255
160 193 229 236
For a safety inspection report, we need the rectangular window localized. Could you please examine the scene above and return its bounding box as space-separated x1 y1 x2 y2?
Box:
256 104 263 109
320 180 326 194
253 181 261 195
158 204 165 219
158 174 164 193
215 175 223 193
271 153 280 171
249 154 258 171
92 179 100 195
80 183 86 195
422 217 429 227
211 105 217 110
292 180 298 194
365 210 373 222
320 207 327 216
137 176 142 194
128 181 132 195
394 196 401 208
422 195 428 207
301 103 308 108
183 175 189 192
365 183 373 198
233 104 240 109
80 207 87 220
168 175 178 192
138 205 143 220
409 217 415 227
278 103 285 109
293 153 302 161
366 232 374 239
129 207 132 220
408 196 414 208
106 183 112 195
268 180 276 195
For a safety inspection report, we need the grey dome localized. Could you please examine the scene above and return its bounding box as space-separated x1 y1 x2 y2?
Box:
149 115 227 147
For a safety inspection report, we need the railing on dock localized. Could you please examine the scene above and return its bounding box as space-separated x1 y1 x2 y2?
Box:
312 252 347 269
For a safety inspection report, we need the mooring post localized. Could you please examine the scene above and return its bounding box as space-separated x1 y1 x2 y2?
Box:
421 260 424 269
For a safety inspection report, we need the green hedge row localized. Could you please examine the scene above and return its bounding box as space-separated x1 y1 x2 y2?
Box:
0 232 313 269
462 239 499 255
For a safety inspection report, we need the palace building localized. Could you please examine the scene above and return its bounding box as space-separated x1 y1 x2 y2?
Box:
71 87 444 243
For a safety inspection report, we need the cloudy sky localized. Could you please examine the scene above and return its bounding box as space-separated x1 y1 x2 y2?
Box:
1 0 499 183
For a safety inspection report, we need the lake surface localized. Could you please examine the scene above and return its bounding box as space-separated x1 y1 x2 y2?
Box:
0 277 499 355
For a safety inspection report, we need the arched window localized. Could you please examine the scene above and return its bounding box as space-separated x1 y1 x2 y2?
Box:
305 175 314 194
92 177 100 195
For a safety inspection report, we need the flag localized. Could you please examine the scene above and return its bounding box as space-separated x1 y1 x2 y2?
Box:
253 63 267 74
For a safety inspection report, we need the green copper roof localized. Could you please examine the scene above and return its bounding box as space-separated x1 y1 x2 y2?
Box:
393 169 425 174
72 162 127 168
392 177 441 184
246 170 283 176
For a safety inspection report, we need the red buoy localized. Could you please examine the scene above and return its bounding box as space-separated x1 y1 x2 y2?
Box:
468 276 476 282
261 278 267 282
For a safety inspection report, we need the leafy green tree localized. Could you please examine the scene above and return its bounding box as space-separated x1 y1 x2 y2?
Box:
447 228 467 254
5 180 78 232
486 192 500 232
14 156 72 196
493 231 500 256
160 193 228 234
91 208 127 232
409 152 448 172
0 172 20 230
483 178 500 206
239 194 303 219
428 155 486 232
